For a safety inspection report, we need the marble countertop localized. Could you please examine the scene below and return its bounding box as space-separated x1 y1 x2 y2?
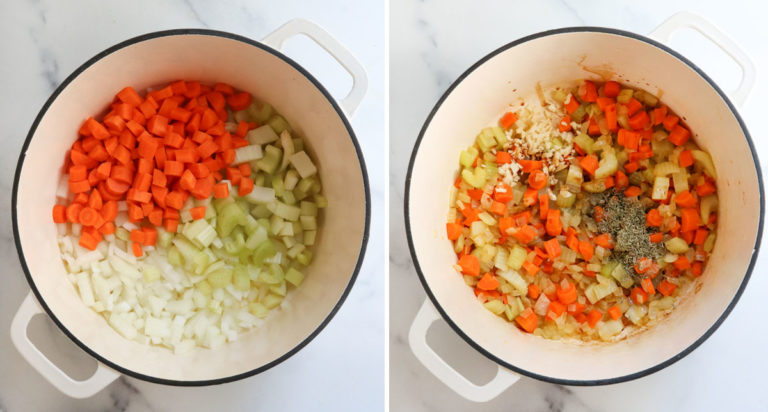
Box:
389 0 768 410
0 1 384 411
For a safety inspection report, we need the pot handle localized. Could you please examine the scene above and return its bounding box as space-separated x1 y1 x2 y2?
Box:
11 292 120 398
262 19 368 116
649 12 755 107
408 299 520 402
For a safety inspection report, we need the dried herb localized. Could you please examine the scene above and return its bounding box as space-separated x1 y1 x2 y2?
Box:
589 190 664 281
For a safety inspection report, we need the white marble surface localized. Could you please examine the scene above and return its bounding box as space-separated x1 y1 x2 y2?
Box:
390 0 768 410
0 1 384 411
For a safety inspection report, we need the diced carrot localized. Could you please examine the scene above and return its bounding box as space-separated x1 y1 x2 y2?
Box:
692 261 703 276
477 273 500 291
146 114 169 136
446 222 463 240
116 86 143 106
559 115 572 132
696 181 716 196
544 238 562 260
500 112 519 129
624 186 642 197
566 231 579 251
652 105 668 125
165 191 184 210
99 221 116 235
679 150 694 168
489 201 506 215
164 218 179 233
668 124 691 146
130 229 145 244
555 281 577 304
578 241 594 261
680 208 700 233
132 242 143 257
515 308 538 333
545 209 562 237
227 92 252 111
662 114 679 131
658 280 678 297
238 177 254 196
587 118 600 136
52 205 67 223
528 170 548 189
646 208 662 226
523 188 538 207
545 301 566 321
522 261 539 276
604 81 620 97
624 161 639 173
607 305 622 320
69 165 88 181
674 190 697 208
190 206 206 220
673 255 691 270
586 310 602 328
630 287 648 304
69 179 91 193
564 94 580 114
579 155 599 176
512 225 537 244
628 110 650 130
458 254 480 277
625 98 643 116
538 193 549 220
693 228 708 245
649 232 664 243
528 284 540 300
517 159 543 173
594 233 613 249
578 80 598 102
87 190 103 210
213 182 229 199
467 189 483 201
604 104 618 131
179 169 197 191
641 277 656 295
79 232 99 251
495 151 512 164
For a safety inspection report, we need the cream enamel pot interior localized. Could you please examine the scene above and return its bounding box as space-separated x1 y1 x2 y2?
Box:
11 20 369 397
406 13 763 401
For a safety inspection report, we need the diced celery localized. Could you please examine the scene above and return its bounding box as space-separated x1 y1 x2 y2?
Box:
704 233 716 253
279 130 295 172
217 203 244 237
296 250 313 266
272 172 285 197
234 145 264 164
143 265 161 282
249 301 269 318
190 251 210 275
278 223 294 237
475 128 497 152
256 145 282 174
651 177 670 201
243 214 259 234
267 115 290 134
303 230 317 246
116 227 130 242
461 167 487 188
285 267 304 287
282 190 296 205
499 269 528 295
247 125 279 145
207 268 233 289
252 240 277 266
245 226 268 250
459 146 479 168
287 244 305 258
270 281 287 297
195 280 212 297
288 151 318 179
595 149 618 179
617 89 634 103
269 214 284 236
173 237 201 262
700 195 718 223
692 150 717 178
484 299 505 315
665 237 689 254
314 195 328 208
506 245 527 270
566 164 584 193
573 134 594 154
167 246 184 267
284 169 300 191
250 203 272 218
261 293 283 309
293 137 304 153
490 126 507 147
300 201 318 217
233 266 251 291
183 219 210 244
299 215 317 231
272 201 301 221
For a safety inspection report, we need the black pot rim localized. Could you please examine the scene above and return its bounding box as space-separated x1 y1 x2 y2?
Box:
404 26 764 386
12 28 371 387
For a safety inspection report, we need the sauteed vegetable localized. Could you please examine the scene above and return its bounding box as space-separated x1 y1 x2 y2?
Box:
448 80 717 341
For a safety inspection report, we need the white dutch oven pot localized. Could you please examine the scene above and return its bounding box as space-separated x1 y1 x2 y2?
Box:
406 12 763 401
11 19 370 398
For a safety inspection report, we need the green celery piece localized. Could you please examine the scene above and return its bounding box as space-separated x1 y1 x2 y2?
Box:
217 202 244 238
245 226 269 250
252 240 276 266
490 126 507 147
256 145 282 174
270 281 287 297
282 190 297 205
459 146 479 168
293 138 304 153
207 268 233 289
315 195 328 208
253 102 273 123
272 172 286 197
233 265 251 291
300 201 317 217
296 250 313 266
285 267 304 287
250 203 272 219
267 115 290 134
192 251 210 275
167 246 184 267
